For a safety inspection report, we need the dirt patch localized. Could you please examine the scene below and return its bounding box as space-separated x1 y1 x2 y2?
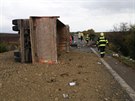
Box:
0 49 132 101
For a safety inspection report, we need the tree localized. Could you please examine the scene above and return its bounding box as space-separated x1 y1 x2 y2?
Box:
113 24 119 32
110 23 135 59
87 29 95 35
119 23 129 32
113 23 129 32
125 24 135 59
82 29 96 41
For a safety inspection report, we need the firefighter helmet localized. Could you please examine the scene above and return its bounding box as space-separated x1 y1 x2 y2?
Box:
100 32 104 36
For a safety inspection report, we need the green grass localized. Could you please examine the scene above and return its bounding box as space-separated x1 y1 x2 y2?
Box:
0 42 19 53
119 56 135 69
0 43 8 53
106 49 135 69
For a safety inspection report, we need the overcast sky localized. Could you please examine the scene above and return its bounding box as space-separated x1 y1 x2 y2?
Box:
0 0 135 33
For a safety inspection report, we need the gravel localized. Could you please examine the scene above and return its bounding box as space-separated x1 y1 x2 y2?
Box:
0 49 132 101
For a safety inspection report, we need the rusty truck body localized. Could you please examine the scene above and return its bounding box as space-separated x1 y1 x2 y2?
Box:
12 16 70 64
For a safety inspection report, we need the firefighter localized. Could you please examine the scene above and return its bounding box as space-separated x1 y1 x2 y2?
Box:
85 34 89 46
78 32 84 48
97 32 108 58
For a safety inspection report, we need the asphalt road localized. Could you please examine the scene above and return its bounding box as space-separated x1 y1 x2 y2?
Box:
93 47 135 91
91 47 135 100
105 53 135 90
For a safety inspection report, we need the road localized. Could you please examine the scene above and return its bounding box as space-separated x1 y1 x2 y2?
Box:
76 46 135 100
93 47 135 91
71 46 135 100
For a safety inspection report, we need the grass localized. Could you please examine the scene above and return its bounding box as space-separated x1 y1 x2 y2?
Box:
118 56 135 69
106 49 135 69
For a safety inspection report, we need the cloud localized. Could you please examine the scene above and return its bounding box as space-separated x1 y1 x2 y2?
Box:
81 0 135 14
0 0 135 33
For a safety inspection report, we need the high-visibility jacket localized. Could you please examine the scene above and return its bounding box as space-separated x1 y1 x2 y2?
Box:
78 32 84 39
97 36 108 47
85 37 89 41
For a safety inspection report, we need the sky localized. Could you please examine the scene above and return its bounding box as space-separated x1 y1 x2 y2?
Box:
0 0 135 33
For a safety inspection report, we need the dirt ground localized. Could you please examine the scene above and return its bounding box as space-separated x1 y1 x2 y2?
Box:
0 48 132 101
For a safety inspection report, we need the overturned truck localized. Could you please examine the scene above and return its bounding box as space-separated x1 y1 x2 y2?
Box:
13 16 70 64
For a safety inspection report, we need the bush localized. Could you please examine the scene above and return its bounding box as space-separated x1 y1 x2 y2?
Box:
124 26 135 59
108 23 135 60
108 43 118 52
0 43 8 53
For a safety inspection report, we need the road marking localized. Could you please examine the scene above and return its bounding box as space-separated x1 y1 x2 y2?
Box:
91 48 135 101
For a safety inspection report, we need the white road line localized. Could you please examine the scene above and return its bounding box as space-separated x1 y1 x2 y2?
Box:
90 48 135 101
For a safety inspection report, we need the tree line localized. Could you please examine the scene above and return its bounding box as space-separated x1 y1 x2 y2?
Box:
107 23 135 59
70 23 135 60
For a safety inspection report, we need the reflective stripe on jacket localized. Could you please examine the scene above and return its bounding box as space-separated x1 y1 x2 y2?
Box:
86 37 89 40
97 36 108 47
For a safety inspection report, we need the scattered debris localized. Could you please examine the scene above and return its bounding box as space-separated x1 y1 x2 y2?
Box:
63 94 69 99
69 82 76 86
0 49 132 100
104 98 109 101
46 77 56 83
97 62 102 65
60 73 69 77
83 78 89 82
112 53 119 57
35 73 42 76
